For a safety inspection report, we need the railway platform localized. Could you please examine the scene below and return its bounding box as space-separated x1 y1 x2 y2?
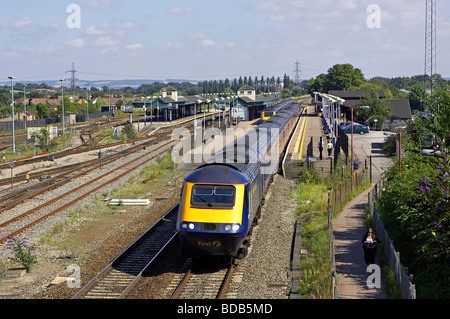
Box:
283 103 330 180
285 103 391 299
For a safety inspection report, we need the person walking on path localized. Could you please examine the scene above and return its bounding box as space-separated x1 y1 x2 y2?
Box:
327 138 333 159
318 137 324 160
362 228 381 266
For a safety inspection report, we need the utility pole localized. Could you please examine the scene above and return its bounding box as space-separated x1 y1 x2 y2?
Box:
424 0 437 110
66 62 78 94
293 60 302 85
8 76 15 153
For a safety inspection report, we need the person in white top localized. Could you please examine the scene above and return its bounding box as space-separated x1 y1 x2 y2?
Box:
361 228 380 265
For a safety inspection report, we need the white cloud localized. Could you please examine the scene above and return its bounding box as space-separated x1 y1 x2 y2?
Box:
12 17 34 29
95 36 119 47
1 17 48 36
338 0 357 10
200 39 216 47
67 38 86 48
165 42 184 49
83 0 118 7
85 25 108 36
169 6 194 15
126 43 143 50
74 19 144 54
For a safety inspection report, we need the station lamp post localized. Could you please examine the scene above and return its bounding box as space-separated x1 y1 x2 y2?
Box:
194 100 202 149
23 84 27 130
60 79 65 134
108 85 111 111
8 76 15 153
85 84 90 120
350 105 369 185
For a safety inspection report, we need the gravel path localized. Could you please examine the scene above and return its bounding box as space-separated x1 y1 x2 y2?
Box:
227 174 298 299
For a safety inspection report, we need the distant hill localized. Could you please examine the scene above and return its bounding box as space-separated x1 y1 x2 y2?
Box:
0 78 198 89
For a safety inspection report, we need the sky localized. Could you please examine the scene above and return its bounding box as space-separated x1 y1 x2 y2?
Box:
0 0 449 84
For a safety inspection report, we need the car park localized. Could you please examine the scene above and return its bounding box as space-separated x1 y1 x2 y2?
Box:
342 123 370 135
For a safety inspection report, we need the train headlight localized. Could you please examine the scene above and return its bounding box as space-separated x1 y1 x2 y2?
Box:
224 224 240 232
181 222 196 230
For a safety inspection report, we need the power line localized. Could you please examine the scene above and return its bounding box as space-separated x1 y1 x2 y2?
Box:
66 62 78 93
424 0 437 110
293 60 302 85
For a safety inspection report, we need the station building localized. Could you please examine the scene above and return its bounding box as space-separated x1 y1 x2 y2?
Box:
132 85 280 122
315 90 412 131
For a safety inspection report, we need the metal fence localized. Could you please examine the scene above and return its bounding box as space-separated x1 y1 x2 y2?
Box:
328 193 339 299
368 179 416 299
328 170 369 299
0 111 113 132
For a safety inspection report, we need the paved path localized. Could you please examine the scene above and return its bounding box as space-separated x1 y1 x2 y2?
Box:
333 131 392 299
334 186 389 299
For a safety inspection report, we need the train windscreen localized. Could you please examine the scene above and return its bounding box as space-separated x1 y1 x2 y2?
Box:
191 185 236 208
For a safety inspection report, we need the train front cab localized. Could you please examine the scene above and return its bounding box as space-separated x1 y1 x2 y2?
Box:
177 168 251 258
261 108 276 122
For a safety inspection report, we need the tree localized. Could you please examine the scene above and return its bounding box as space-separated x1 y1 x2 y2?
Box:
36 102 49 118
409 83 425 111
281 88 292 99
307 74 327 94
425 87 450 149
308 64 366 93
358 90 392 130
325 63 365 91
31 128 56 151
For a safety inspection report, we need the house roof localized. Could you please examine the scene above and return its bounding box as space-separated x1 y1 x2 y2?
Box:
163 85 177 92
328 90 386 99
385 99 412 120
238 84 255 91
19 110 35 116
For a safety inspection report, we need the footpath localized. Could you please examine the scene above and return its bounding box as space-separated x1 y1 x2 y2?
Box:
333 132 392 299
290 104 392 299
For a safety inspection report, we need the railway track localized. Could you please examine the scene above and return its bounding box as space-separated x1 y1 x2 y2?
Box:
0 135 169 209
0 111 224 244
0 139 176 244
170 260 237 299
0 110 221 172
72 204 179 299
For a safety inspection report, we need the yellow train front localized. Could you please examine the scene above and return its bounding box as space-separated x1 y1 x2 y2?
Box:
176 164 251 258
261 108 276 122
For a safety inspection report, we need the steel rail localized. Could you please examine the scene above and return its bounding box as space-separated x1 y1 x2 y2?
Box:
0 141 175 243
72 204 179 299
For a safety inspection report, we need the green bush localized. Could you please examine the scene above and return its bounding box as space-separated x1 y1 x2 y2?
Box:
6 236 38 272
378 151 450 298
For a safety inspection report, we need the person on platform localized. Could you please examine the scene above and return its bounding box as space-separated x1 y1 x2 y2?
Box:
327 138 333 159
362 228 380 265
318 137 324 160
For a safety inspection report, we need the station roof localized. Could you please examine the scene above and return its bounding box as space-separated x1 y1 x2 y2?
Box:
132 93 279 109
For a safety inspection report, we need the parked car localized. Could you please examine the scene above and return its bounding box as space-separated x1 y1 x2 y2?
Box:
339 122 352 128
342 123 370 135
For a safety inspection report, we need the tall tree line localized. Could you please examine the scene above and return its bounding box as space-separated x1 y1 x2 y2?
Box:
200 74 295 95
